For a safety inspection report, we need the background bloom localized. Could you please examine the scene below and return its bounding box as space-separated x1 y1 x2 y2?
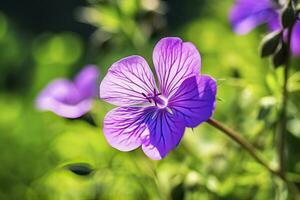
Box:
36 65 99 118
230 0 300 56
100 37 217 160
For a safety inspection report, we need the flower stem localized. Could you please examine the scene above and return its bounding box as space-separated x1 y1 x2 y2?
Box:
277 23 294 177
207 118 300 197
207 118 278 175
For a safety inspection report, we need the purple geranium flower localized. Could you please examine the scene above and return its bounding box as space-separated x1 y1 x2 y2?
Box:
36 65 99 118
100 37 217 160
230 0 300 56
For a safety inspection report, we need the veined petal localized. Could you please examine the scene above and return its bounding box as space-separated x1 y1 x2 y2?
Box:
169 75 217 128
103 106 156 151
142 109 186 160
100 56 157 106
153 37 201 98
75 65 99 99
36 80 91 118
291 22 300 56
230 0 278 34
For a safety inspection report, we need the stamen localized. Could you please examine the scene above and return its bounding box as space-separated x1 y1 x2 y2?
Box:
141 90 165 106
141 92 152 103
166 107 173 114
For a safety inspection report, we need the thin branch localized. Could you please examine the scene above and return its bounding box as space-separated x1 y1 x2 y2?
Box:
207 118 300 198
207 118 278 175
277 22 294 176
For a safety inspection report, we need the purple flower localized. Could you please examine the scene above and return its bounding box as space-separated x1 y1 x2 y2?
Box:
36 65 99 118
100 37 217 160
230 0 300 56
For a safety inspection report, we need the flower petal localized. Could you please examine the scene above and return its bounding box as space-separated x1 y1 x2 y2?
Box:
75 65 99 99
141 109 186 160
103 106 156 151
267 14 280 32
153 37 201 98
169 75 217 128
36 80 92 118
291 21 300 56
230 0 278 34
100 56 157 106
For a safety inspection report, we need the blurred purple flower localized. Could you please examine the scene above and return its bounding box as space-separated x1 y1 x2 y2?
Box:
100 37 217 160
230 0 300 56
36 65 99 118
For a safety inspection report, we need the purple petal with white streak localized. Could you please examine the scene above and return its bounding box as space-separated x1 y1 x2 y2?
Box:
100 56 157 106
103 106 156 151
153 37 201 98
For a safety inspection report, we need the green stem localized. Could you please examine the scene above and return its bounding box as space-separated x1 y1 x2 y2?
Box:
207 118 300 197
277 22 294 177
207 118 278 175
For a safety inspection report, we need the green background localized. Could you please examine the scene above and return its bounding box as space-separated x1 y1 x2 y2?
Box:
0 0 300 199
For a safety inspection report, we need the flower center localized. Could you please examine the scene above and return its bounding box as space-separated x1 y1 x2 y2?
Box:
142 89 168 109
152 95 168 109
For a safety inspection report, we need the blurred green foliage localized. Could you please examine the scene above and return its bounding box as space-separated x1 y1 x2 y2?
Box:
0 0 300 199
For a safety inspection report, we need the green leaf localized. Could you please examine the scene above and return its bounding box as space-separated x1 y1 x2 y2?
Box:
281 2 297 28
260 31 282 58
272 42 288 68
288 119 300 138
257 106 272 120
65 163 94 176
288 71 300 92
171 182 185 200
80 6 121 33
118 0 138 17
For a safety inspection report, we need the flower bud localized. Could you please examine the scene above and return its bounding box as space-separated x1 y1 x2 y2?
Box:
281 1 297 28
260 31 282 58
272 42 288 68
